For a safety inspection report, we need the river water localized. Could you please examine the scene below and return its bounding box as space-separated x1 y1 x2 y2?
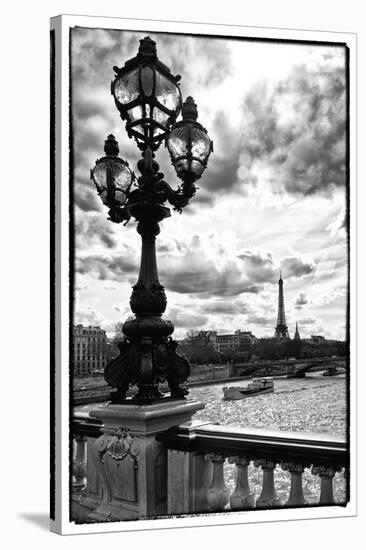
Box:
188 373 348 505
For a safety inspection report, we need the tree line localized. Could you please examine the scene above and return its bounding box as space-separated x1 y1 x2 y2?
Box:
180 331 347 365
110 324 348 365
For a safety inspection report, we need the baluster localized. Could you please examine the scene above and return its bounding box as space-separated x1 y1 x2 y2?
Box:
206 453 230 512
254 459 281 508
311 465 336 504
191 452 214 514
228 456 255 510
73 434 87 489
282 462 307 506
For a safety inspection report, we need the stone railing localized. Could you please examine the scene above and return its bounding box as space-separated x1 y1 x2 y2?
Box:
157 421 348 514
71 407 348 521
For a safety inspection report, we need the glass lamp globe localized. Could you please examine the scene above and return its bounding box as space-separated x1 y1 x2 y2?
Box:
167 96 213 182
91 134 133 208
111 36 182 152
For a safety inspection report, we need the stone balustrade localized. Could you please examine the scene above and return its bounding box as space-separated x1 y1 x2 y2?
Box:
71 406 348 522
157 422 348 514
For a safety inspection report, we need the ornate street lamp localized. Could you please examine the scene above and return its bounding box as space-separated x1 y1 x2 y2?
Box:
111 35 182 152
91 36 213 403
90 134 134 223
167 95 213 182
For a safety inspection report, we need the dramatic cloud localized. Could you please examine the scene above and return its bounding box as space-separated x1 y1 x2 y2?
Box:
240 51 346 196
76 253 138 280
75 304 108 328
198 300 249 316
75 216 118 250
298 317 317 325
237 250 277 283
159 235 266 297
199 110 242 196
295 292 308 310
76 229 314 301
154 33 233 89
280 256 316 278
162 263 262 297
246 314 274 327
159 236 315 300
167 307 208 329
71 28 137 86
74 184 101 213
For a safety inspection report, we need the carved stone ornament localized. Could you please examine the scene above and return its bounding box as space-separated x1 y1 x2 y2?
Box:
228 456 250 467
254 459 277 470
281 462 306 474
96 428 140 464
205 452 225 464
311 465 338 478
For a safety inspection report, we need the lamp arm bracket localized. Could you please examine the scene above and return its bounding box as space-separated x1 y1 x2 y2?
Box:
155 179 196 213
107 206 131 224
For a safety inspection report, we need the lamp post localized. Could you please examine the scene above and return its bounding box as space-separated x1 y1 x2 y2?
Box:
91 36 213 403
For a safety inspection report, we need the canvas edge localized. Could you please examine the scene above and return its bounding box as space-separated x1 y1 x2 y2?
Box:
49 13 358 536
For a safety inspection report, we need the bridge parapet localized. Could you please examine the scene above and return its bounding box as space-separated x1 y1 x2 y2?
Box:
71 407 348 522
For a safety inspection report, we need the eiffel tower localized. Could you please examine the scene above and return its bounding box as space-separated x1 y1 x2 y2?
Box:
274 272 289 339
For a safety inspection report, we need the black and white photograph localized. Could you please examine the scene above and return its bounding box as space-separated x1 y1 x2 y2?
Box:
49 14 356 536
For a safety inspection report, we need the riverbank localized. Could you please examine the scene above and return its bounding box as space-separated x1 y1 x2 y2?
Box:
72 364 344 404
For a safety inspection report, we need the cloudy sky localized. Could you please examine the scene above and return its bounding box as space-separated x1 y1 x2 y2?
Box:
71 27 347 341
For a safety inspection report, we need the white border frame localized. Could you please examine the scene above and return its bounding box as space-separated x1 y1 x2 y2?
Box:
50 14 357 535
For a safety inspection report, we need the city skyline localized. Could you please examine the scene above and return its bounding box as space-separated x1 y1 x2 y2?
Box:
72 28 348 341
73 316 344 343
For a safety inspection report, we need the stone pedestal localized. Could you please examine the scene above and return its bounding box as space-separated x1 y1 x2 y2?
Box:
84 398 204 522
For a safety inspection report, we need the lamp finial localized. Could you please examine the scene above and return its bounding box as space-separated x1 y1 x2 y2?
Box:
182 96 198 121
138 36 157 60
104 134 119 156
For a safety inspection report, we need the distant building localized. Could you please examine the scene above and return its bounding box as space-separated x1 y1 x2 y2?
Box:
179 329 257 355
215 333 238 353
293 322 301 341
196 330 218 348
176 331 217 361
177 328 258 361
215 331 257 353
235 330 258 348
309 334 326 345
73 324 108 376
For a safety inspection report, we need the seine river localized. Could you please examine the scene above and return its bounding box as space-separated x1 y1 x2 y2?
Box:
188 373 347 505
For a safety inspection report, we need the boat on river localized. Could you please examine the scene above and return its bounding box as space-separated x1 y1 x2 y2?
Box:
223 378 274 400
322 367 344 377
